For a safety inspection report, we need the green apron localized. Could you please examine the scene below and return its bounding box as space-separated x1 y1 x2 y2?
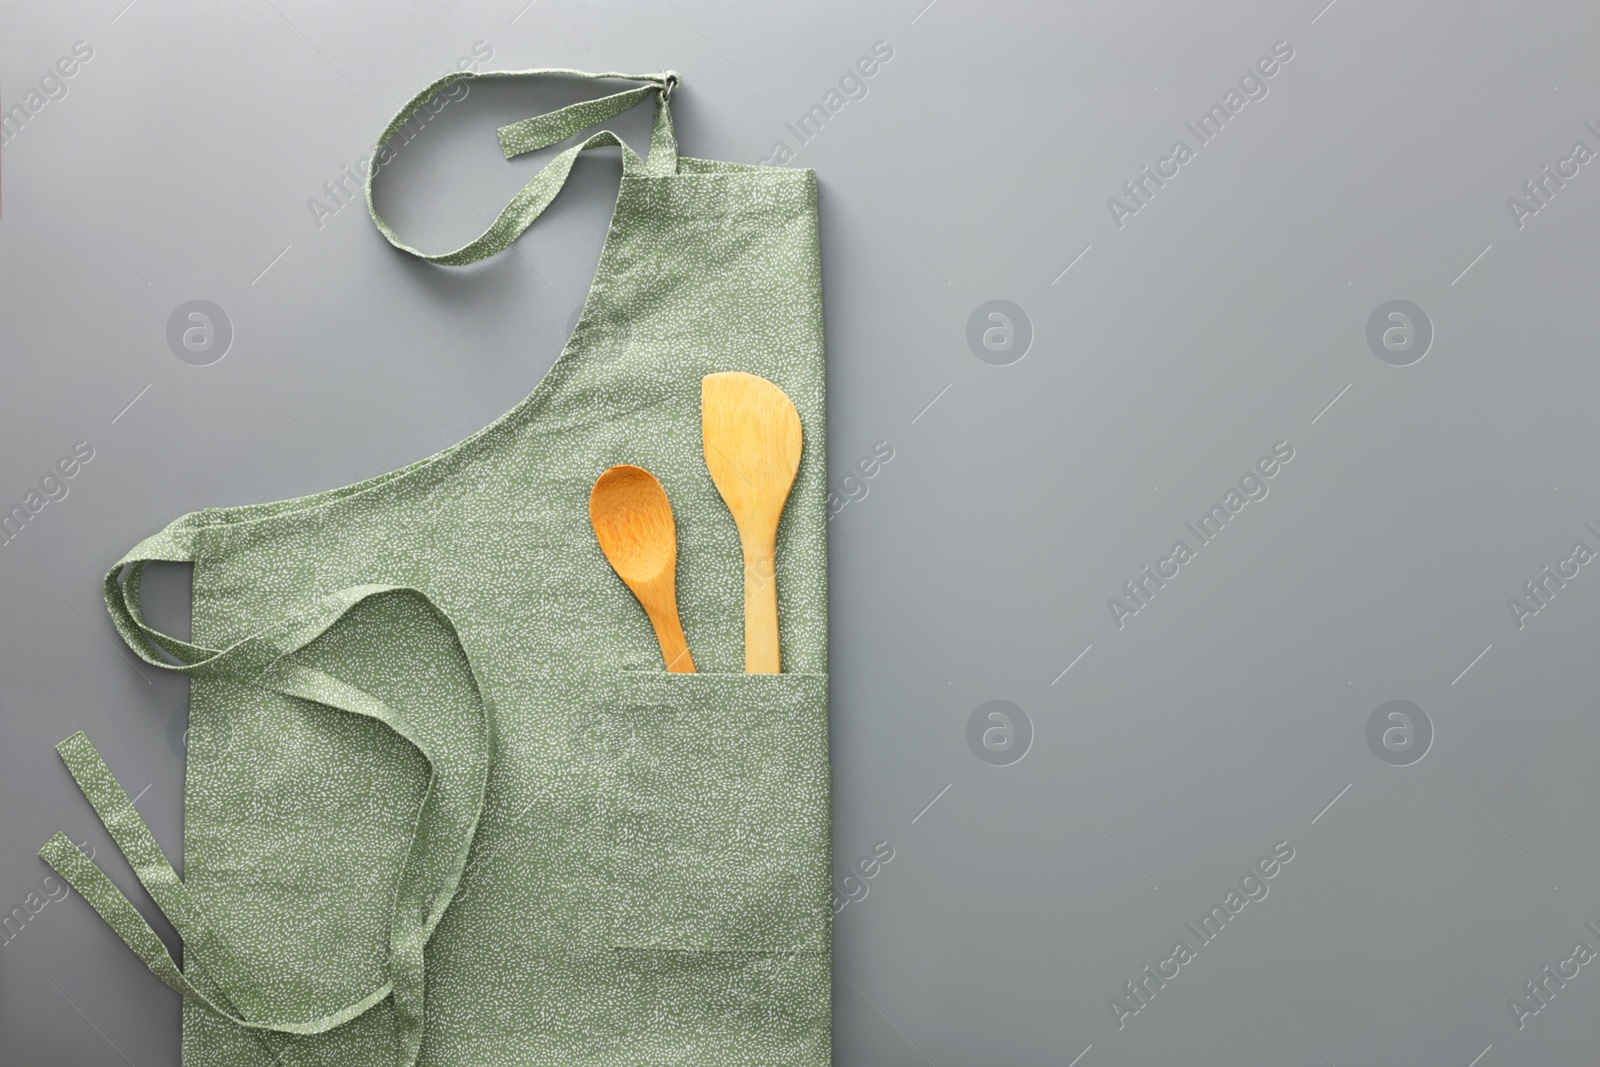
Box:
40 68 830 1067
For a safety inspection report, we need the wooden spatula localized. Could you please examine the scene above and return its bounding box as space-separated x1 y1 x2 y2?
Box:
701 372 803 674
589 465 695 673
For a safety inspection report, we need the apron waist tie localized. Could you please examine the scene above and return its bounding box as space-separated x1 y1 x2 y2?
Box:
43 514 492 1067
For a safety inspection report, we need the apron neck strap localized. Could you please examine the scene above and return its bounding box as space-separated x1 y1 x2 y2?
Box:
364 68 679 266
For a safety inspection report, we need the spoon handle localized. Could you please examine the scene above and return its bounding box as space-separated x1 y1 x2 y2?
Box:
742 533 780 674
638 574 696 674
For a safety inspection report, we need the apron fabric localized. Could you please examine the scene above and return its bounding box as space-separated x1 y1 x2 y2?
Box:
40 68 830 1067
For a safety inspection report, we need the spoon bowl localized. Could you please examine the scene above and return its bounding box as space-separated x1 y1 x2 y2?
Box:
589 465 695 673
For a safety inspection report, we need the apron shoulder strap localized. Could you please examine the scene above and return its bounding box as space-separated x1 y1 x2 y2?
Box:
365 67 680 266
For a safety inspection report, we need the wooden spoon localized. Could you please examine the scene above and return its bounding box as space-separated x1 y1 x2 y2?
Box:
701 372 802 674
589 465 695 673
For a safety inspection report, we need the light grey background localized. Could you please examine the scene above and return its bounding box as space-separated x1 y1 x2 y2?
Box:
2 0 1598 1064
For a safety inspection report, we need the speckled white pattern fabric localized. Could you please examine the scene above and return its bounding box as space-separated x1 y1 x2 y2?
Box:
41 70 829 1067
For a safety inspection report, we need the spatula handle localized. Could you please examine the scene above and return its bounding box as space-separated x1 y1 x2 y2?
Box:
742 537 780 674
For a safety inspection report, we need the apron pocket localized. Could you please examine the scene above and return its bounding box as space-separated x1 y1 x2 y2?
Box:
605 671 829 954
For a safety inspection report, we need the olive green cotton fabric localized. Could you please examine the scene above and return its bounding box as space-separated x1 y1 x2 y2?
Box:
40 69 830 1067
